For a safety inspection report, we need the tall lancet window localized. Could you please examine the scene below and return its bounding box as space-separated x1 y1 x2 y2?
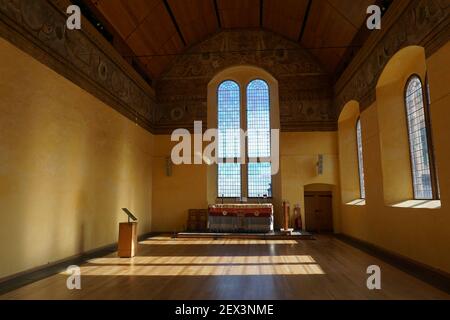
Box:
356 118 365 199
247 80 272 198
405 75 437 200
217 80 241 197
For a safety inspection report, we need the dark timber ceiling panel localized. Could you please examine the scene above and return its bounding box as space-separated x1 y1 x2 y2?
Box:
263 0 309 41
88 0 376 78
300 0 374 73
93 0 184 78
217 0 261 28
168 0 219 45
217 0 261 29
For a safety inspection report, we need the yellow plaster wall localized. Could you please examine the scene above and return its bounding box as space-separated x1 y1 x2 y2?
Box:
338 42 450 274
0 38 154 279
280 132 341 231
427 43 450 205
151 135 208 232
150 131 340 232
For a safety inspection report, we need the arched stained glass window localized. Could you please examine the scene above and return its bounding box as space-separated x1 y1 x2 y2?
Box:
405 75 436 200
217 80 241 197
356 118 366 199
247 79 272 198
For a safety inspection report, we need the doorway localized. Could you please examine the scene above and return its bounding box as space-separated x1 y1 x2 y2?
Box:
304 191 333 233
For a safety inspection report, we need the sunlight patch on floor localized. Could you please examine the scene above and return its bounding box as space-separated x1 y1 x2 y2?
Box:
87 255 317 265
58 255 324 276
140 238 299 245
69 263 325 276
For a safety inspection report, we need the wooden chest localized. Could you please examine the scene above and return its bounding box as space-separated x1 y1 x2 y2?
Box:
187 209 208 232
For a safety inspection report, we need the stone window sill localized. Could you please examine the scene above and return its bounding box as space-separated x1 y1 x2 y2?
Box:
390 200 441 209
345 199 366 206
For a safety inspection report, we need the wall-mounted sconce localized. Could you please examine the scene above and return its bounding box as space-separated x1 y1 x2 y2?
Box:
317 154 323 175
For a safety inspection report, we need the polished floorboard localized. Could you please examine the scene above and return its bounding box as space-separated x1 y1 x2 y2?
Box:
1 235 449 300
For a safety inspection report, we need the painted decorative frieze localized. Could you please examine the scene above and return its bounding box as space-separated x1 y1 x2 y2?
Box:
0 0 447 133
155 30 336 132
334 0 449 114
0 0 156 131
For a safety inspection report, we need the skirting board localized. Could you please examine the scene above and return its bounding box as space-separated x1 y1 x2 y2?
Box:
335 233 450 294
0 232 157 295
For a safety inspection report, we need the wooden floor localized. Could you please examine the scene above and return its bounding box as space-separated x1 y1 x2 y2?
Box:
1 235 449 300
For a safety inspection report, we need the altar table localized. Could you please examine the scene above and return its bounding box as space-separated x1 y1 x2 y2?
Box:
208 204 274 233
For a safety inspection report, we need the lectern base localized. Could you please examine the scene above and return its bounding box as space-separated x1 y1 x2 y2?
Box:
118 222 137 258
280 228 294 235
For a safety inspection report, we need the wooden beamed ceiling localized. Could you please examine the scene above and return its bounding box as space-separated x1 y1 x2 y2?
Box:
88 0 376 80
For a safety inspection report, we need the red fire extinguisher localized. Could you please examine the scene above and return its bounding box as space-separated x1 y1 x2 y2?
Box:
294 205 302 230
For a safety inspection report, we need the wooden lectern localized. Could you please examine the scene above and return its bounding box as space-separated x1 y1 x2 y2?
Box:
118 222 137 258
118 208 138 258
